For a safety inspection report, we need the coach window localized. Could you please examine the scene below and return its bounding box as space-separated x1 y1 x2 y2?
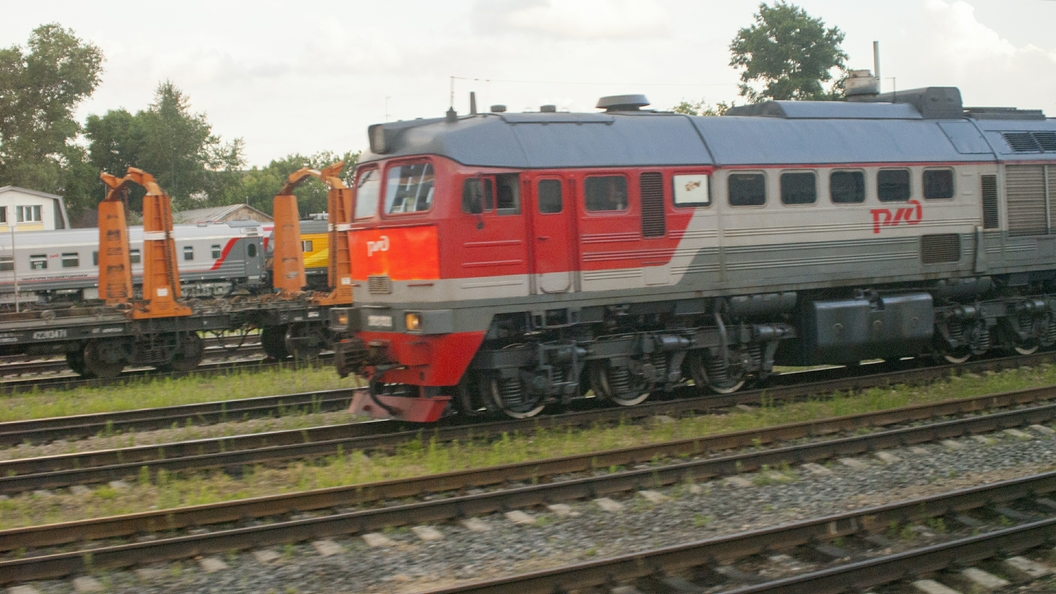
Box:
0 257 11 271
29 254 46 270
353 168 380 220
728 172 766 206
211 244 221 259
585 176 628 211
673 174 710 207
183 246 194 261
92 251 98 266
830 170 865 203
61 253 79 268
301 240 313 253
130 249 141 264
923 168 955 199
538 179 563 214
462 177 494 214
877 169 911 202
385 162 434 214
780 171 817 205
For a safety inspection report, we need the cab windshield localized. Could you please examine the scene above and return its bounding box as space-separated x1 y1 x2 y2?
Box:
354 168 380 219
385 162 434 214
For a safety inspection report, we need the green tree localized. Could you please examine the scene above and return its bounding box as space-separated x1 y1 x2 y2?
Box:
671 99 733 116
0 24 104 219
238 152 359 219
729 2 847 103
84 81 245 212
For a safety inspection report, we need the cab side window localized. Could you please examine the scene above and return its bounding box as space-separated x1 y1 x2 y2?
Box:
462 178 494 214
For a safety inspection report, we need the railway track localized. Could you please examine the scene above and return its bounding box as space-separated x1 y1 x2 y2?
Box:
0 351 1051 494
1 378 1055 583
421 472 1056 594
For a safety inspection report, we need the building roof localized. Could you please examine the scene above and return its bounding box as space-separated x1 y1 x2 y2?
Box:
0 186 71 228
174 204 272 224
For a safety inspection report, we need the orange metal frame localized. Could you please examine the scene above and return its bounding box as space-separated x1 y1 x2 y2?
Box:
272 162 352 305
99 168 192 319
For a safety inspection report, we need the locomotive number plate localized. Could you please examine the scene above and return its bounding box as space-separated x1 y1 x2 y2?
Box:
367 315 394 329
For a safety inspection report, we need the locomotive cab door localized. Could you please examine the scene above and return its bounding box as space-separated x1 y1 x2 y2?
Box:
530 177 575 294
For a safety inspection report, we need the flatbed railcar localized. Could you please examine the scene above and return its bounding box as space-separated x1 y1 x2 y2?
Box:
330 87 1056 422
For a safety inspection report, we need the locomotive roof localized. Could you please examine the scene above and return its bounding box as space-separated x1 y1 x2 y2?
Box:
360 87 1056 170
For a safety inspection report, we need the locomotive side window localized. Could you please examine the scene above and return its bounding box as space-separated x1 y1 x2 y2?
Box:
247 243 258 258
130 249 141 264
673 174 710 207
830 171 865 203
923 169 955 199
61 253 79 268
211 245 221 259
385 162 435 214
462 178 494 214
585 176 628 211
0 257 11 271
353 168 380 220
877 169 911 202
780 172 817 205
496 174 520 214
29 254 46 270
183 246 194 261
728 172 766 206
537 180 563 214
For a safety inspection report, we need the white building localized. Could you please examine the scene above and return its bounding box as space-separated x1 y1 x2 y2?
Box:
0 186 70 232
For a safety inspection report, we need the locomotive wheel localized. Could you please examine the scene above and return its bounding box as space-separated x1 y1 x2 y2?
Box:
942 349 971 365
166 333 204 372
687 351 746 395
65 349 87 376
285 324 324 360
589 362 650 407
455 372 487 417
260 325 289 360
82 339 126 379
1014 341 1040 356
488 376 544 419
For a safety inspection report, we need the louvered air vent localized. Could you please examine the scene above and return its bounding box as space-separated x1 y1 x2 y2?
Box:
921 234 961 264
368 275 392 294
640 172 665 238
1034 132 1056 152
1004 132 1041 153
981 175 999 230
1006 165 1047 237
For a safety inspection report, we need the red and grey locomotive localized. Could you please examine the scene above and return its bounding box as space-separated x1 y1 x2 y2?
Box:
331 87 1056 421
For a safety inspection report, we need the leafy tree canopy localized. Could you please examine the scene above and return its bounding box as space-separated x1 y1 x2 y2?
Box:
729 2 847 102
84 81 245 212
671 99 733 116
0 23 103 216
240 152 359 219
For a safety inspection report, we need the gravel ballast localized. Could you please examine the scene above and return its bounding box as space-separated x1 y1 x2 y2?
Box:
10 422 1056 594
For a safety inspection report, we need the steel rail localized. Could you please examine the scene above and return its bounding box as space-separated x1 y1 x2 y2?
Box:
2 390 1056 555
717 520 1056 593
5 370 1056 496
3 460 1056 586
0 341 265 376
0 386 363 447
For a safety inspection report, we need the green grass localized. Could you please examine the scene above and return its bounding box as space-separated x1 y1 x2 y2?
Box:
0 365 360 423
2 364 1056 531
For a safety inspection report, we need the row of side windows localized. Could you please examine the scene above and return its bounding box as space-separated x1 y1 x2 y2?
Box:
728 168 955 207
2 244 228 271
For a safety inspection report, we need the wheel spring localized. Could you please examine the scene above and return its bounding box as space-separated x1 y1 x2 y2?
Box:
706 353 729 383
1044 317 1056 346
971 324 991 354
607 366 632 396
1018 312 1035 335
499 377 524 408
651 352 667 384
948 320 964 344
748 343 762 367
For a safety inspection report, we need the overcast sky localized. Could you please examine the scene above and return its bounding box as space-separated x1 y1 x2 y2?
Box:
3 0 1055 167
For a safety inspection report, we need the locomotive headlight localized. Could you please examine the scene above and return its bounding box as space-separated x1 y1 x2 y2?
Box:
405 312 423 331
330 308 351 333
